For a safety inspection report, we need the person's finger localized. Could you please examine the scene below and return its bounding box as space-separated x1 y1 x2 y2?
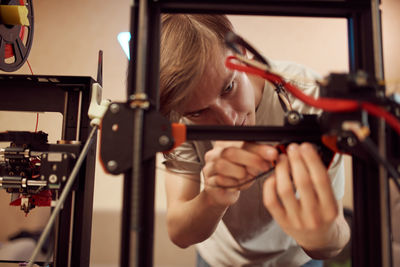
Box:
220 146 271 173
299 143 338 221
242 142 279 162
204 158 247 180
263 175 286 223
214 175 244 189
286 143 319 224
204 146 225 162
214 141 278 165
275 154 301 226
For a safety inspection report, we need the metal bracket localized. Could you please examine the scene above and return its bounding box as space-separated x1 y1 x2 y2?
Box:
100 103 174 174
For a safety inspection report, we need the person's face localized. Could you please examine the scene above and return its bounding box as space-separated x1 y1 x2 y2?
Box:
180 49 260 126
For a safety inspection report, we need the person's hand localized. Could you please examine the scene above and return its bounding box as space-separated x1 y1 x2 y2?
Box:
263 142 339 251
203 141 278 208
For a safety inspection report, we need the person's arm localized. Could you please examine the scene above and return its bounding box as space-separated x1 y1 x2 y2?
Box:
165 141 278 248
165 170 229 248
263 142 350 259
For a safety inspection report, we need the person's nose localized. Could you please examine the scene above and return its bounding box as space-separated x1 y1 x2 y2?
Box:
212 102 238 125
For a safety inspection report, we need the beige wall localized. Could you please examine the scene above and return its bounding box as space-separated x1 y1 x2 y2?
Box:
382 0 400 94
229 15 349 76
0 0 399 266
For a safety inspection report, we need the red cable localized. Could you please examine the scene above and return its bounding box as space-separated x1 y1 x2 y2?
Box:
35 113 39 132
226 56 359 112
361 102 400 135
27 60 34 75
225 55 400 135
269 74 359 112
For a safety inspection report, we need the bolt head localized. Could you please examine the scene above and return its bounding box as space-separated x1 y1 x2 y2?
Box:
287 111 301 125
159 135 170 146
110 103 120 114
49 174 58 184
346 136 357 147
107 160 118 171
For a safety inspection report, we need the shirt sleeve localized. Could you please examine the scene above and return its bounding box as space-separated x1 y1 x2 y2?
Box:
162 140 203 174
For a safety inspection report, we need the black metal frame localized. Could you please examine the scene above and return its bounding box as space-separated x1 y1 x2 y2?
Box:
0 74 97 267
123 0 390 267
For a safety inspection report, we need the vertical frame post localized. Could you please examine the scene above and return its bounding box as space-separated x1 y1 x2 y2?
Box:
121 0 161 266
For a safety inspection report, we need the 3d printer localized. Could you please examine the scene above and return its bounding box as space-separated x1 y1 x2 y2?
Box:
1 0 399 267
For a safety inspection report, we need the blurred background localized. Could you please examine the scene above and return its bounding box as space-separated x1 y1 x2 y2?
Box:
0 0 399 266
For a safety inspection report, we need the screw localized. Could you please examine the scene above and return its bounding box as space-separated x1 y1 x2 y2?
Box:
112 124 119 132
287 111 301 125
107 160 118 171
49 174 58 184
159 135 170 146
376 91 385 99
110 103 120 114
355 71 368 86
346 136 357 147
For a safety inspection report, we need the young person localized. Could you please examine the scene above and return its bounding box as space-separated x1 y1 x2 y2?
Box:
160 14 350 266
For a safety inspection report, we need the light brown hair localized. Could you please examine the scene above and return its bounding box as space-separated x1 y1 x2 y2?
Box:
160 14 234 121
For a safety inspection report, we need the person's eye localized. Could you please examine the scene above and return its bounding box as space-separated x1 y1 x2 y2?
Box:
189 112 201 118
186 110 204 119
222 81 235 95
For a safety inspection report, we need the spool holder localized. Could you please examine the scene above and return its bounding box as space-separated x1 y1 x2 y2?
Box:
0 0 34 72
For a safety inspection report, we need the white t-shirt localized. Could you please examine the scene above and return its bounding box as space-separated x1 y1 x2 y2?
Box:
163 59 345 267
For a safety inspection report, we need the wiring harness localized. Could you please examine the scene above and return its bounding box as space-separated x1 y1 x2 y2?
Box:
225 31 400 191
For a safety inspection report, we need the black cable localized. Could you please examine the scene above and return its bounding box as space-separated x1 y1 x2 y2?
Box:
157 165 275 189
225 31 271 68
361 136 400 192
217 167 275 189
